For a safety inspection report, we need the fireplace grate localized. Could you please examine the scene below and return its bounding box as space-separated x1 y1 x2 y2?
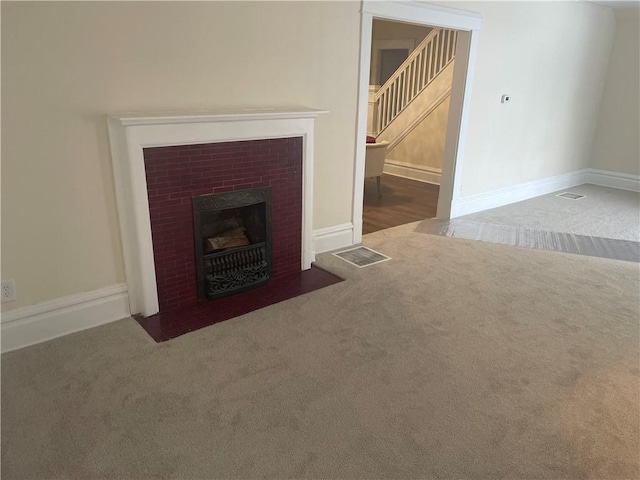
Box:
204 242 269 299
193 187 273 301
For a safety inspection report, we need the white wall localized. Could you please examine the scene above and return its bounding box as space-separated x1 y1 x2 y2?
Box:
590 7 640 175
1 1 360 311
435 1 615 197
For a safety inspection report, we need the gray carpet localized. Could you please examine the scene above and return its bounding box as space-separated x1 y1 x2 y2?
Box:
460 184 640 242
415 219 640 262
2 225 639 479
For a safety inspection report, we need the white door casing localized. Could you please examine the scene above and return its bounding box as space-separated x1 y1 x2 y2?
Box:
354 1 482 242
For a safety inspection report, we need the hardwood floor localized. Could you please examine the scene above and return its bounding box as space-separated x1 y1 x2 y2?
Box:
363 174 439 235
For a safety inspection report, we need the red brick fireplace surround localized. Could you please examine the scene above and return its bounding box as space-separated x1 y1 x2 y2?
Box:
144 138 303 312
138 138 342 341
108 109 342 341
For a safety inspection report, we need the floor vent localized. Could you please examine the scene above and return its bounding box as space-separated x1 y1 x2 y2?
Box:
557 192 586 200
334 246 391 268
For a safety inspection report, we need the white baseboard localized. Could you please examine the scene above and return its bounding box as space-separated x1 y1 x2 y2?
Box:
1 284 130 353
313 222 355 255
384 160 441 185
451 169 589 218
586 168 640 192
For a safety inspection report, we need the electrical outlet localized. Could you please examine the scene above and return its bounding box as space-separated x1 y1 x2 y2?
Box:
1 280 17 303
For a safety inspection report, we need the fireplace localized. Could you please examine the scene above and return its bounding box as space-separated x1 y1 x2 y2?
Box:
192 187 273 300
107 108 340 339
142 137 302 313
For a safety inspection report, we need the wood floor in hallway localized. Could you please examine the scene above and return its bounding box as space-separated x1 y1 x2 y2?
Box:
363 174 439 235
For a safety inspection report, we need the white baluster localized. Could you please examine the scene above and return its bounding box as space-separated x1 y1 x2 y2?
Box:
372 28 458 133
436 31 442 70
444 30 450 65
414 60 418 99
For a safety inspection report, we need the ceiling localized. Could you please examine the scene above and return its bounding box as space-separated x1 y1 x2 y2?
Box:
584 0 640 9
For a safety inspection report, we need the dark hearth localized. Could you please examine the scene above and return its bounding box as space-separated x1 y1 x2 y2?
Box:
192 188 273 300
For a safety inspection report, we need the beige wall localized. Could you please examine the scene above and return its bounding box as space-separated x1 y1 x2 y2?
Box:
590 7 640 175
387 96 451 171
436 1 615 197
1 1 360 310
1 1 623 313
372 19 433 44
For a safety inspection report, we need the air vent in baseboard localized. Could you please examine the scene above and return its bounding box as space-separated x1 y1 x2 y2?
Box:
556 192 586 200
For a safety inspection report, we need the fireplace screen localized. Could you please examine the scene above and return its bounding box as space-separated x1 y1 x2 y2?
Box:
192 188 272 300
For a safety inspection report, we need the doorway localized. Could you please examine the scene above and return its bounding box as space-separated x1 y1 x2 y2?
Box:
363 18 451 234
352 1 482 244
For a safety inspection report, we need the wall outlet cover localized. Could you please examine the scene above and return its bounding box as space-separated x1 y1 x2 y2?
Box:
1 280 17 303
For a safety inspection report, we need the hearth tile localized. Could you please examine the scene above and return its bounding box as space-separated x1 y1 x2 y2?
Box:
134 265 343 342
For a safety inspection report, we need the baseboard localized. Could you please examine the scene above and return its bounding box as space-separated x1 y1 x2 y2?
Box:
451 169 589 218
313 222 355 255
1 284 130 353
384 160 441 185
586 168 640 192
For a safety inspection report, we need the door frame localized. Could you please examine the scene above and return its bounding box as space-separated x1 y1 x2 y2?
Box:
352 1 482 243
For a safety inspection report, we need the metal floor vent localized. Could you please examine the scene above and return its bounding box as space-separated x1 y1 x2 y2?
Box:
557 192 586 200
334 246 391 268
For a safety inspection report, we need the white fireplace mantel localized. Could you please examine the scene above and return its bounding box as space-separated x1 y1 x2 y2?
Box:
108 107 328 317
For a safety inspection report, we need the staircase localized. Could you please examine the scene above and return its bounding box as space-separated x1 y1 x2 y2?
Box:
369 28 457 151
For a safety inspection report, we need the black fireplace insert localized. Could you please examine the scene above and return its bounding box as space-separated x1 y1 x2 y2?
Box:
192 188 273 300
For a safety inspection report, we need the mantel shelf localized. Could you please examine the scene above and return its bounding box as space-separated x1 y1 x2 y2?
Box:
110 107 329 127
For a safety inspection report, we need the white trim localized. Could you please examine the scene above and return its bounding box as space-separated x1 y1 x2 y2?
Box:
313 223 355 255
362 1 482 30
586 168 640 192
353 1 482 244
384 161 442 185
116 107 327 127
108 108 327 317
1 284 130 353
353 11 375 245
437 30 480 219
450 170 589 218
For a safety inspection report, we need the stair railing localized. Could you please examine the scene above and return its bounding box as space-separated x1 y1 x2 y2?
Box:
373 28 458 134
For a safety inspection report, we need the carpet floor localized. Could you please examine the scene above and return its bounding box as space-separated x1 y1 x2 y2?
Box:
2 223 639 479
459 184 640 242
